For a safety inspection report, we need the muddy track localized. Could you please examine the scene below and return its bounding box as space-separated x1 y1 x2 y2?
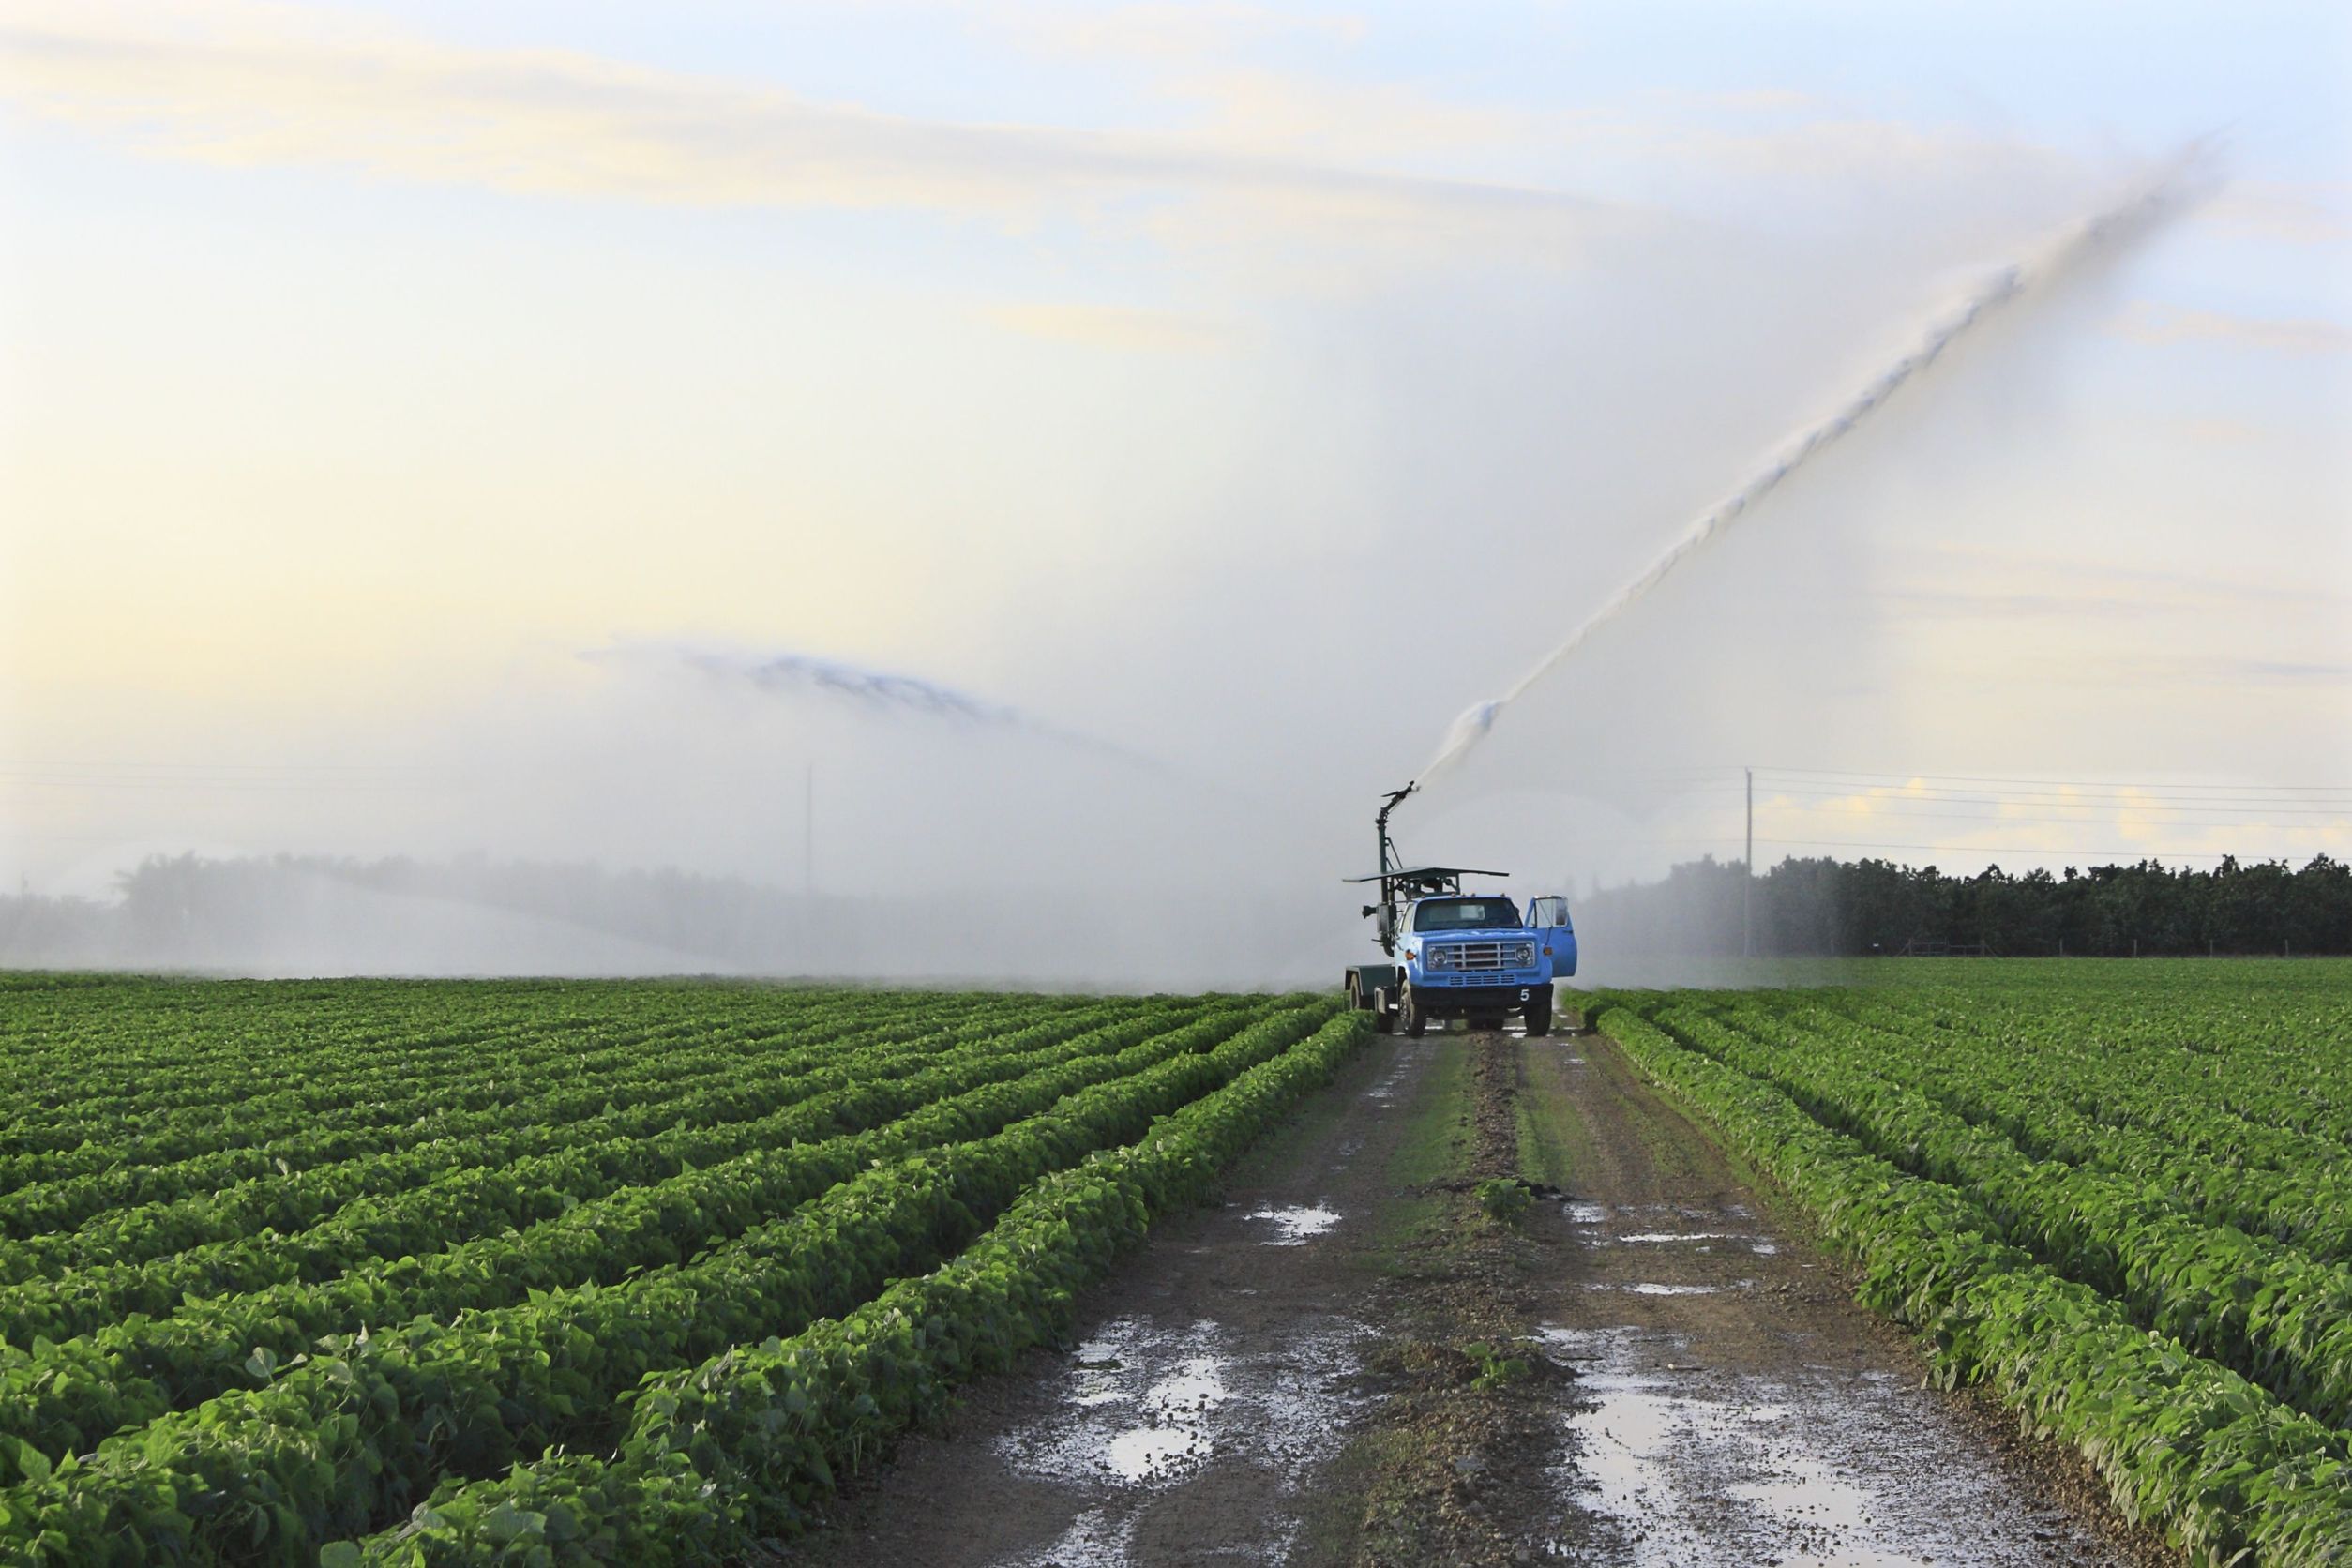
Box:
1525 1033 2175 1567
786 1028 2179 1567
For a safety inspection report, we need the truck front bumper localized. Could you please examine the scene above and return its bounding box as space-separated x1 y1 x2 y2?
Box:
1409 982 1548 1017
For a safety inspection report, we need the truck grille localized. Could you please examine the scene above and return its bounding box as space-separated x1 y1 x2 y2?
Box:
1447 942 1508 972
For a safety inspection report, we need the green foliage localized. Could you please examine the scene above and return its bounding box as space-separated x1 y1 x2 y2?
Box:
1459 1340 1531 1389
0 980 1367 1562
1472 1178 1531 1223
1591 966 2352 1566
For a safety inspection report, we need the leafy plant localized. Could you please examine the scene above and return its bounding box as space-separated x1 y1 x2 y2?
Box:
1473 1178 1531 1223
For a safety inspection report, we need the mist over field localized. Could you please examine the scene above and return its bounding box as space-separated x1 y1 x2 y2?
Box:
3 2 2346 984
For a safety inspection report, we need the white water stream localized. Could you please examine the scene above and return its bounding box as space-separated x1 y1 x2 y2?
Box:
1411 153 2201 795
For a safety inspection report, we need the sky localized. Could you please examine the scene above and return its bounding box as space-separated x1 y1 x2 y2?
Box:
1 0 2347 950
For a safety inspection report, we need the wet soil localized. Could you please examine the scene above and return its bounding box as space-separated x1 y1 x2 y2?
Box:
1526 1033 2176 1568
784 1027 2179 1568
790 1035 1437 1567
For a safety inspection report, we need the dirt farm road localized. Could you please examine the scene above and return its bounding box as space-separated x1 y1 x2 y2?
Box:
792 1030 2176 1567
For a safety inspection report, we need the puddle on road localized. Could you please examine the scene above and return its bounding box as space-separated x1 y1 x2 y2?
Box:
994 1314 1368 1565
1244 1204 1340 1244
1585 1281 1754 1296
1366 1056 1417 1104
1004 1508 1136 1568
1565 1202 1787 1260
1544 1325 2112 1565
1103 1424 1208 1482
999 1316 1364 1489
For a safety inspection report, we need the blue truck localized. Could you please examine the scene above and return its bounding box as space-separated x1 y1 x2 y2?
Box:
1342 783 1576 1037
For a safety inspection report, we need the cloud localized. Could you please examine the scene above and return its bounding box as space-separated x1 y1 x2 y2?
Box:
976 2 1367 63
1891 544 2347 611
2110 300 2352 355
983 301 1232 353
2227 659 2352 684
0 0 1628 248
1884 589 2166 621
2173 415 2269 446
1752 776 2352 865
0 0 2112 279
2192 180 2352 247
1160 65 1588 166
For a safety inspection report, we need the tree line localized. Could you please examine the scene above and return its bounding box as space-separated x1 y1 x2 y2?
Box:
1579 853 2352 957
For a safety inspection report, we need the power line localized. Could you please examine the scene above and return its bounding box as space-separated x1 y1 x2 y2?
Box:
1754 766 2352 794
1624 780 2352 809
1747 788 2352 818
1754 836 2245 862
0 777 461 793
1770 810 2345 832
0 760 441 774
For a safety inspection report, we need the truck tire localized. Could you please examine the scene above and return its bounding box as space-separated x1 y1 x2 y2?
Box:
1525 996 1553 1037
1402 985 1428 1038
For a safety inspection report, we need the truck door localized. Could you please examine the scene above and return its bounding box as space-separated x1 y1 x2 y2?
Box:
1526 897 1577 979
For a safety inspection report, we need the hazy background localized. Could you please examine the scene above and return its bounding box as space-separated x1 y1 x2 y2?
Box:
2 0 2346 984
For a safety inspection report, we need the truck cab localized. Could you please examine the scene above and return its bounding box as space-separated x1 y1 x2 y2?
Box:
1342 785 1577 1038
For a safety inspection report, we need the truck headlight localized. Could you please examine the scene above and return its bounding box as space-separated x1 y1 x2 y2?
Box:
1511 942 1536 967
1426 945 1455 971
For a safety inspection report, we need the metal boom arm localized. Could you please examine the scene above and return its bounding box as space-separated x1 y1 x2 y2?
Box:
1347 783 1509 956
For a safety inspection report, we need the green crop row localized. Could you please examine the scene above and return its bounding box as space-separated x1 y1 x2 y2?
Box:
0 991 1063 1199
1647 999 2352 1434
0 1000 1338 1563
1829 989 2352 1178
324 1008 1373 1567
1592 1002 2352 1565
0 997 950 1234
3 989 746 1142
0 1000 1184 1342
1696 993 2352 1266
0 1000 1251 1466
0 996 1132 1276
1834 978 2352 1149
0 984 1074 1185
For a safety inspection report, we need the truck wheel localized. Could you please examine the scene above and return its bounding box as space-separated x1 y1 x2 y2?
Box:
1402 986 1428 1038
1525 996 1553 1037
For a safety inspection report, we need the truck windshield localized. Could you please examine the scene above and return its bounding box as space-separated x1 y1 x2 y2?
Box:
1414 898 1521 932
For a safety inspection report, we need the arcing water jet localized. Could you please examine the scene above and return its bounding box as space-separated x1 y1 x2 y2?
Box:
1409 153 2205 800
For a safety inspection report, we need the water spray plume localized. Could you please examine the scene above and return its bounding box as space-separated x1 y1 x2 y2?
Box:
1410 147 2209 799
583 641 1172 771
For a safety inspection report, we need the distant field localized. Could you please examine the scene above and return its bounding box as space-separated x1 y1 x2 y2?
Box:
0 977 1364 1564
1591 959 2352 1562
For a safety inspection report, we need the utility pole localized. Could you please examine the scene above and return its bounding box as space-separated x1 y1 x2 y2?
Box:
1743 766 1755 959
